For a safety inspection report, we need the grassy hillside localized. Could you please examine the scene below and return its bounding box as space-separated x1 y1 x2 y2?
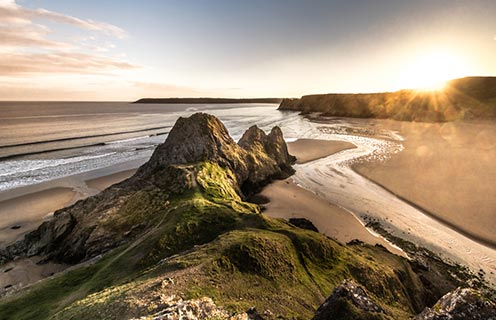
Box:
0 162 476 319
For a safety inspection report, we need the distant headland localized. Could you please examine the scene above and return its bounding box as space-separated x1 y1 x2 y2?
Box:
279 76 496 122
134 97 283 104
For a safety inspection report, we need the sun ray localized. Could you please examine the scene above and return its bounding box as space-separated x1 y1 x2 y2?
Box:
397 50 472 91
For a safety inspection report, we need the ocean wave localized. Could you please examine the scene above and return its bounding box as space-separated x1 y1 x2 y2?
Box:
0 153 117 178
105 136 151 145
0 126 171 149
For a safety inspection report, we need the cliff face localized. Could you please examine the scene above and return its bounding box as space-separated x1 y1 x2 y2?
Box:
279 77 496 122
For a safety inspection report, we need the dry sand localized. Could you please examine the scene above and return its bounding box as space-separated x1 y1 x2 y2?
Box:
0 168 138 249
0 257 67 295
262 139 405 257
0 187 75 248
261 179 405 257
86 169 136 191
288 138 356 163
353 120 496 247
0 167 138 293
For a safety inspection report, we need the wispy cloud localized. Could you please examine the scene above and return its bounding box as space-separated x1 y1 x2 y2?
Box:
0 52 137 75
0 0 137 78
0 1 128 39
0 24 72 49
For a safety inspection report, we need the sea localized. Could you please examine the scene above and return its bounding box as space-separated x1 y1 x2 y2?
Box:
0 102 311 192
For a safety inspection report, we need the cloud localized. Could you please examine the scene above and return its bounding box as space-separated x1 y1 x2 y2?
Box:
0 1 128 39
0 52 137 75
0 24 72 48
0 0 16 7
0 0 137 77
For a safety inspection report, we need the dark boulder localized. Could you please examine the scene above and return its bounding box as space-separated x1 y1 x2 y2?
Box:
289 218 319 233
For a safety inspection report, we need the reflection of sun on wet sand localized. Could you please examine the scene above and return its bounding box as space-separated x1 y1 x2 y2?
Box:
354 120 496 247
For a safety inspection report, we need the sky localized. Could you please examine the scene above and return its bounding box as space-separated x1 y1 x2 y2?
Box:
0 0 495 101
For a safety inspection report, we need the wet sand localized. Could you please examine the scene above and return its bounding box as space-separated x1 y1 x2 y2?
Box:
353 120 496 247
262 139 405 257
287 117 496 285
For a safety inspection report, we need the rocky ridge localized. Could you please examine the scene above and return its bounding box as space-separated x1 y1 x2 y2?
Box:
0 113 295 265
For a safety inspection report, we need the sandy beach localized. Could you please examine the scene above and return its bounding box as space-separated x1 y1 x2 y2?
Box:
0 158 146 250
86 169 137 191
261 139 405 257
0 165 139 293
0 187 76 248
353 120 496 247
0 137 403 291
3 130 493 290
261 179 405 257
287 138 356 164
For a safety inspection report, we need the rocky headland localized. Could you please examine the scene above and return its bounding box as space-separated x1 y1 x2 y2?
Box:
0 113 494 319
279 77 496 122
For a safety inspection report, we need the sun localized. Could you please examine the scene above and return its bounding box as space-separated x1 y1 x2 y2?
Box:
397 51 471 91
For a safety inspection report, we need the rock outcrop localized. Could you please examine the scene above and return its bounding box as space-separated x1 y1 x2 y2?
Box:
414 287 496 320
313 279 387 320
0 113 295 265
136 113 294 193
279 76 496 122
130 296 233 320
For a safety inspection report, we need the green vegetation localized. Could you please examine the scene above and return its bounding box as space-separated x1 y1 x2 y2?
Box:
0 162 469 319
